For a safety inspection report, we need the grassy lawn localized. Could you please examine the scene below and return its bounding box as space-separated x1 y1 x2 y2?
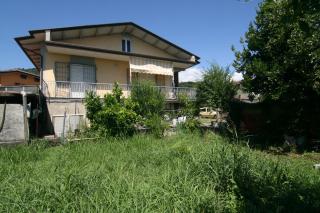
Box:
0 132 320 212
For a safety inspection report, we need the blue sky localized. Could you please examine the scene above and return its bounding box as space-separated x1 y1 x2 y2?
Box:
0 0 261 81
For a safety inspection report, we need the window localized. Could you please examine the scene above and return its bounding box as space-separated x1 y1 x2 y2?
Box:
55 62 70 81
55 62 96 83
20 74 27 79
122 39 131 53
70 64 96 83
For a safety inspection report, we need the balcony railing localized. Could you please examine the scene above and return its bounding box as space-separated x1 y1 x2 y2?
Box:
0 85 39 95
43 81 197 100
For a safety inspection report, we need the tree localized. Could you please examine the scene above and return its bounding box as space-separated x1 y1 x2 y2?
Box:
196 64 237 111
233 0 320 136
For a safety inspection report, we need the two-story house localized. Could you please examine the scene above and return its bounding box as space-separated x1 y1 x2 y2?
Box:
15 22 200 136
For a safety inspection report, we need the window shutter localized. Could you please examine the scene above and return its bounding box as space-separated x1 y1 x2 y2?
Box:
126 40 131 52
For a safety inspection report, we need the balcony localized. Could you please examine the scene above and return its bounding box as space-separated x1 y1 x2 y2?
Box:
0 85 39 95
43 81 197 100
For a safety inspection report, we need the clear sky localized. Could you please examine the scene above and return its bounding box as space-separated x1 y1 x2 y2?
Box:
0 0 262 81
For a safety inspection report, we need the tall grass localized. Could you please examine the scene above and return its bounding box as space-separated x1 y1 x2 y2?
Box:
0 133 319 212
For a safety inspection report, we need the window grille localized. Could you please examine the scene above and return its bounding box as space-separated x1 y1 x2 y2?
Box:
54 62 70 81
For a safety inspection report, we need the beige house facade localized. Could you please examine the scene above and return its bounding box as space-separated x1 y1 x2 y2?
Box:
15 22 200 136
16 22 200 100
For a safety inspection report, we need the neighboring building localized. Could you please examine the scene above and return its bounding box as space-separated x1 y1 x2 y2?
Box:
0 69 40 144
0 69 39 86
14 22 200 136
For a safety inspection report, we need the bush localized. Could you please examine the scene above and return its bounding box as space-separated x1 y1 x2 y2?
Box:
179 118 201 133
84 91 102 121
177 94 197 118
131 80 165 118
177 94 201 133
145 114 168 138
84 83 140 137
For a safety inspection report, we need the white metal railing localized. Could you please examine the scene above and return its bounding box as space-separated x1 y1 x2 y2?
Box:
43 81 196 100
0 85 39 94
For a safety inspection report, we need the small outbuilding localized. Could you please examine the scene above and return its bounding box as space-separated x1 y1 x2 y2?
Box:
0 69 39 86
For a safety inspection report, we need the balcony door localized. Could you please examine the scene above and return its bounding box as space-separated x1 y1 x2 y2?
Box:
70 64 96 98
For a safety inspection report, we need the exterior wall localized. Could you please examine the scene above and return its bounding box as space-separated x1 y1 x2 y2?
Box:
131 36 177 59
95 58 129 84
43 52 70 97
95 58 130 97
43 52 129 84
62 34 178 60
45 100 86 136
42 51 172 98
43 52 70 82
0 72 39 86
46 100 86 116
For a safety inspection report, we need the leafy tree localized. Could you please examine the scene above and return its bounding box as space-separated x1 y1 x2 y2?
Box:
196 64 237 111
130 80 165 118
233 0 320 136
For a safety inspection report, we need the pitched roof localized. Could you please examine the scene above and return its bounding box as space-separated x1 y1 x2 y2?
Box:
15 22 200 70
0 69 39 78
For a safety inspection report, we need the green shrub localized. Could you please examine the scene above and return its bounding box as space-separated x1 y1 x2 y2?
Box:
177 94 201 133
180 118 201 133
84 90 102 121
84 82 140 137
131 80 165 118
145 114 168 138
177 94 197 118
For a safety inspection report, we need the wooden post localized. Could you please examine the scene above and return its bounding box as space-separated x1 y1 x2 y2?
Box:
61 110 67 144
35 100 39 137
22 91 29 144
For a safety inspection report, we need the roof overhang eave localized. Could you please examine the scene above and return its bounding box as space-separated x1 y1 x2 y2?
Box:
45 41 198 66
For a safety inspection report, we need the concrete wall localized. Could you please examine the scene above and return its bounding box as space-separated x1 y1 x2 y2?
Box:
45 100 86 136
46 100 86 116
0 104 25 144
